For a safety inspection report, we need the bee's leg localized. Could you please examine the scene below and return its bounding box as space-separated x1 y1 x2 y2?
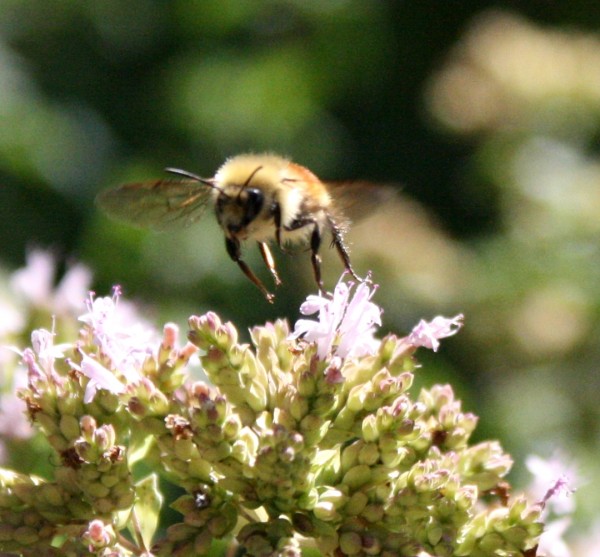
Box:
273 203 283 249
273 202 295 255
225 237 275 303
327 214 362 282
310 225 325 293
258 241 282 286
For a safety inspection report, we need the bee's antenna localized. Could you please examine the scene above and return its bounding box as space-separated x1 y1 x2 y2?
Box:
238 165 263 199
165 167 223 193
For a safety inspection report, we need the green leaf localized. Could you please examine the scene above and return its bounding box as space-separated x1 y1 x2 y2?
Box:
131 473 163 549
128 432 154 466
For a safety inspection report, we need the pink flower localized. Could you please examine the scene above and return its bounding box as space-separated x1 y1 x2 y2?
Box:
10 249 92 314
526 453 577 516
12 328 67 386
538 517 572 557
0 392 33 440
407 314 464 352
79 288 154 382
10 249 55 306
30 328 66 374
77 354 126 403
291 276 382 360
54 263 93 314
83 519 113 549
573 520 600 557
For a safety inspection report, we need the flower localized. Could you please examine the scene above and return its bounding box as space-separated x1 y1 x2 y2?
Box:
10 248 92 314
0 391 33 439
526 453 577 516
573 520 600 557
30 328 66 374
538 517 572 557
77 354 127 403
291 276 381 360
10 249 57 307
2 281 549 557
407 314 464 352
83 519 114 550
79 287 155 382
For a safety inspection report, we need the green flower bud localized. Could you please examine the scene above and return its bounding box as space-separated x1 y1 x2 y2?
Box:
479 531 504 552
94 424 116 451
222 415 242 439
47 434 69 452
100 472 120 488
297 488 319 510
174 437 196 461
96 390 120 414
361 503 384 523
358 442 380 466
86 481 111 499
339 531 362 555
340 442 361 471
345 491 368 516
74 439 96 461
79 415 97 438
362 534 382 555
186 458 212 482
38 483 65 507
427 524 443 546
13 526 39 545
342 464 372 490
297 368 317 398
59 414 81 440
455 485 478 511
380 447 406 468
56 393 83 417
313 501 339 522
318 488 348 508
201 440 232 462
36 413 59 435
91 495 117 514
299 414 329 446
346 385 367 412
361 415 379 442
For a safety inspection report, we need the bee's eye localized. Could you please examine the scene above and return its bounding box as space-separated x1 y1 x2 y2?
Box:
244 188 264 221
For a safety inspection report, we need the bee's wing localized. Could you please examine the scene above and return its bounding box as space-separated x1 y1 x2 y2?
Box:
325 181 399 224
96 179 213 231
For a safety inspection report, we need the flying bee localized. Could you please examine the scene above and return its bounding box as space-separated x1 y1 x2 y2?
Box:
96 153 362 302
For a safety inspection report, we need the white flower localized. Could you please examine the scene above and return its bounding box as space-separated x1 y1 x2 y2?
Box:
538 517 572 557
10 249 92 314
526 453 577 516
77 354 126 404
10 249 55 307
291 276 382 360
30 328 66 374
83 518 114 549
0 392 33 439
79 288 154 382
573 520 600 557
407 314 464 352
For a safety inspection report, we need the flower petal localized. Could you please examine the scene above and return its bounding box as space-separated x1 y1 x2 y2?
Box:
408 314 464 352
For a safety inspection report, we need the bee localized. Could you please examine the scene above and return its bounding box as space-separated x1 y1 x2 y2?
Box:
96 153 361 302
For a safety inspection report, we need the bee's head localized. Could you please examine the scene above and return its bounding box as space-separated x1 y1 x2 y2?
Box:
215 165 266 238
215 187 265 237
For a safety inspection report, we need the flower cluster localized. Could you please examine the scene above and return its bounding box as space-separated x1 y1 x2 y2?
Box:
0 275 548 556
0 250 95 462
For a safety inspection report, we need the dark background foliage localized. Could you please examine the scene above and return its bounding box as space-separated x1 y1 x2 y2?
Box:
1 0 598 546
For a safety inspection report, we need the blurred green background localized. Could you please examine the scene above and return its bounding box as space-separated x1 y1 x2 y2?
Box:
1 0 599 549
